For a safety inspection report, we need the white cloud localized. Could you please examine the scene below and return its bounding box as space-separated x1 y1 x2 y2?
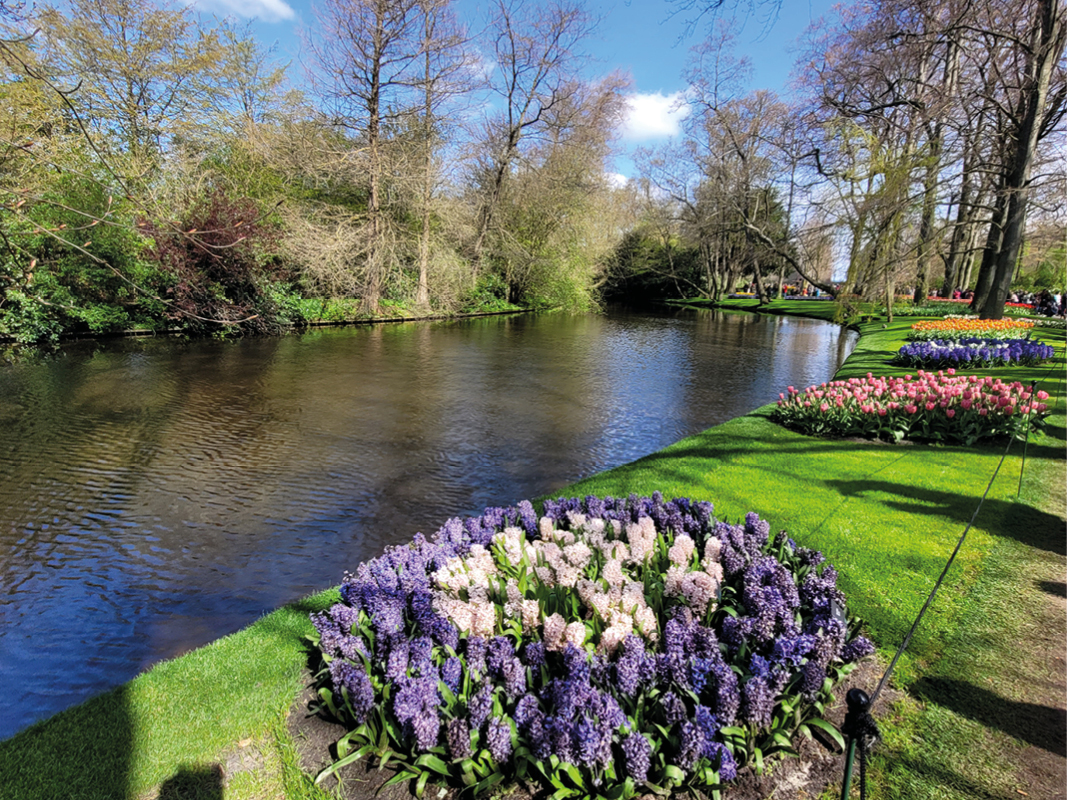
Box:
193 0 296 22
605 172 629 189
622 92 690 140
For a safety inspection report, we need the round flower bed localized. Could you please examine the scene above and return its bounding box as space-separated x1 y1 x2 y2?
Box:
894 338 1056 369
907 318 1035 341
773 371 1050 444
309 494 873 799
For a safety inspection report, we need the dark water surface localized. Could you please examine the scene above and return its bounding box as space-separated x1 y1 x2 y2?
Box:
0 307 855 739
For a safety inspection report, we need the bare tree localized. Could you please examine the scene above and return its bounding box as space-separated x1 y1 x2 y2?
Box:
467 0 597 270
309 0 425 314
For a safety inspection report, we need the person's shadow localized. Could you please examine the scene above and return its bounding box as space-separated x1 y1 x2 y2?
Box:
157 764 224 800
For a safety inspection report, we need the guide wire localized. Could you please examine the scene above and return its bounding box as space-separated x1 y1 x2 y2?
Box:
842 334 1064 797
842 425 1024 799
868 429 1015 708
1017 380 1038 499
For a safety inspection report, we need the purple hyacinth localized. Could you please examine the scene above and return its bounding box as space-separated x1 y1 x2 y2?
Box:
772 633 817 668
662 691 688 725
311 611 344 657
516 500 538 536
546 715 575 764
392 675 440 750
741 675 775 728
486 717 513 763
468 682 493 731
446 717 472 760
384 635 410 680
502 656 527 697
514 694 540 729
706 740 737 781
523 641 546 670
409 636 433 671
441 656 462 693
615 646 644 697
709 660 740 726
621 732 652 783
694 705 719 744
800 659 826 699
525 711 550 760
690 657 715 695
675 720 706 771
465 636 487 675
842 635 875 662
488 636 516 676
574 713 602 768
329 660 375 723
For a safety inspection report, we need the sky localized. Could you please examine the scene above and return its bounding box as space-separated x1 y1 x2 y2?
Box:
193 0 837 178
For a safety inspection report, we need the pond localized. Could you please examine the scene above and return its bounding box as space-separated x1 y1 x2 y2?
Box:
0 307 856 740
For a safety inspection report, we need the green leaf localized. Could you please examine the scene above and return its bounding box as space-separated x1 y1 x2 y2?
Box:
415 769 430 798
414 754 451 776
804 717 846 750
471 772 505 795
312 742 376 784
663 765 685 784
383 770 418 788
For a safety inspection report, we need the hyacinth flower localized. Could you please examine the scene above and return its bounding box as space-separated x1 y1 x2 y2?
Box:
309 494 873 798
773 370 1052 444
895 337 1055 369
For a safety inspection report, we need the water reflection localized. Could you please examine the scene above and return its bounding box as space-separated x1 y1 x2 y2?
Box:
0 307 855 739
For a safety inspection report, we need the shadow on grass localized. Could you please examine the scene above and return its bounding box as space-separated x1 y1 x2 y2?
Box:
157 764 224 800
887 755 1021 800
1038 580 1067 598
912 677 1067 756
0 685 131 800
826 478 1067 556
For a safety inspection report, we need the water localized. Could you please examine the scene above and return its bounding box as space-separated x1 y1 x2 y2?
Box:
0 307 855 739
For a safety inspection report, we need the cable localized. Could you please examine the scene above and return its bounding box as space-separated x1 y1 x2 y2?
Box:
869 430 1016 708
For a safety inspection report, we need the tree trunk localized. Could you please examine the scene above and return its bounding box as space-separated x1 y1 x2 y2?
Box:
978 0 1066 320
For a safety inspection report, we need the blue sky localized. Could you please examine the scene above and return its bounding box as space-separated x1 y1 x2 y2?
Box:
194 0 836 177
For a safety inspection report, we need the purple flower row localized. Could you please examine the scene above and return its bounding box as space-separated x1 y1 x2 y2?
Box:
895 337 1055 369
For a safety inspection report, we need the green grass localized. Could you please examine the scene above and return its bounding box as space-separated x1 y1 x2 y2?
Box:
0 302 1062 800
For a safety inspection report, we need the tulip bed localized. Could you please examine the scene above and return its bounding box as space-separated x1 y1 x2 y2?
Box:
894 338 1056 369
907 318 1035 341
773 371 1050 444
309 494 873 799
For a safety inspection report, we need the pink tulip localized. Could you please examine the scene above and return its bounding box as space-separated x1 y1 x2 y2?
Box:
946 409 955 418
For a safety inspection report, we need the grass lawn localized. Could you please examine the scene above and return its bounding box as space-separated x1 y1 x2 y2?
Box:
1 300 1063 800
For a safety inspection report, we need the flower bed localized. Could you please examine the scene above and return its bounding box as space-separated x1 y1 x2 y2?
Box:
773 371 1050 444
908 318 1035 341
894 338 1056 369
309 494 873 799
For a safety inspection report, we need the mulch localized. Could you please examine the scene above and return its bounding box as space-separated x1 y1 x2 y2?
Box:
287 657 896 800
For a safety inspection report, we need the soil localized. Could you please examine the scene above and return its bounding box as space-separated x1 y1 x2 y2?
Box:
286 658 899 800
1004 551 1067 800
